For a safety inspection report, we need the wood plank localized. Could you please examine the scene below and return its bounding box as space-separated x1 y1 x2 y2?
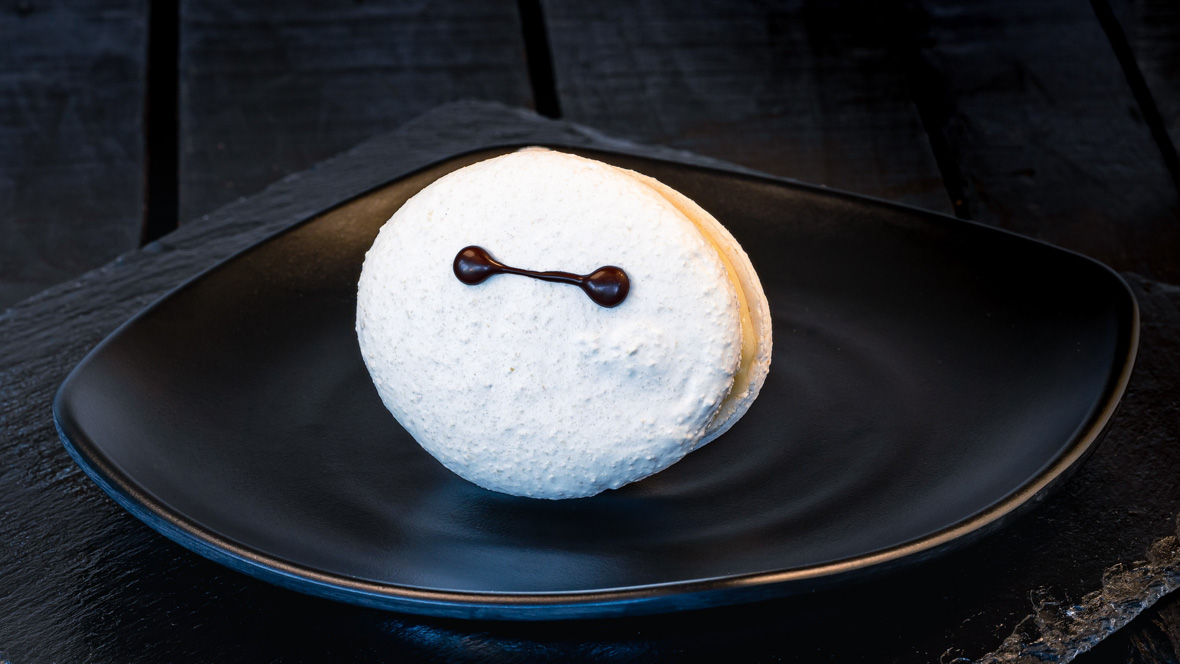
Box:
896 0 1180 283
179 1 534 224
541 0 953 214
0 0 147 309
1105 0 1180 175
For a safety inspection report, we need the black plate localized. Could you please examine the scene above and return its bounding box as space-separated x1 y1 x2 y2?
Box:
54 146 1138 620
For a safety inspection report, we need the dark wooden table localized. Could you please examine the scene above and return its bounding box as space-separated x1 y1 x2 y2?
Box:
2 2 1180 662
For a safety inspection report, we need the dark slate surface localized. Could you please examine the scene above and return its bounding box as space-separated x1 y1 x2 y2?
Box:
898 0 1180 285
0 0 147 310
542 0 953 215
178 0 534 225
2 102 1180 663
1086 590 1180 663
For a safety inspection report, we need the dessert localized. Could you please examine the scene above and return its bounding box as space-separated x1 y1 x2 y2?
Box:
356 148 772 499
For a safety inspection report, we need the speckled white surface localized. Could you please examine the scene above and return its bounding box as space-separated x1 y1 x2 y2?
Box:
624 170 774 445
356 149 745 499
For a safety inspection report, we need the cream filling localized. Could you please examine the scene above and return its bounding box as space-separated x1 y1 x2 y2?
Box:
616 168 758 436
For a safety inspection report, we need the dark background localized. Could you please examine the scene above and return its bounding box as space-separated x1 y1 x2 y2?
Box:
2 1 1179 662
4 0 1179 311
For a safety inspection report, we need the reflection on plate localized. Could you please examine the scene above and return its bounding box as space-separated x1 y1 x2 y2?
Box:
54 147 1137 619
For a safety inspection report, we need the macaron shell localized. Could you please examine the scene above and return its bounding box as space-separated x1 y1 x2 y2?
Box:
356 149 742 499
620 170 773 445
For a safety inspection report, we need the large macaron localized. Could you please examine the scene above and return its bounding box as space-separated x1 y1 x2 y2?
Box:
356 148 772 499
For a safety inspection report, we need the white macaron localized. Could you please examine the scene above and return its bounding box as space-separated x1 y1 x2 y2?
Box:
356 148 771 499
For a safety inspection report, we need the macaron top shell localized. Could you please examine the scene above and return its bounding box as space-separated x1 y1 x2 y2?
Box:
357 149 743 499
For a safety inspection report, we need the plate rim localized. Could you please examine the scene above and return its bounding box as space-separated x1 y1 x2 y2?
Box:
53 143 1142 620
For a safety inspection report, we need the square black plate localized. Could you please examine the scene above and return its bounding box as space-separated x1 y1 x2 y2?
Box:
54 146 1138 620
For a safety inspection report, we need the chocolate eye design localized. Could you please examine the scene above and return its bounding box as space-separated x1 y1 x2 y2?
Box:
453 246 630 308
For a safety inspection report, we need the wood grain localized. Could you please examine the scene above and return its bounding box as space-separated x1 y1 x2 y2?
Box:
541 0 953 214
178 0 534 224
0 0 146 309
1106 0 1180 172
895 0 1180 283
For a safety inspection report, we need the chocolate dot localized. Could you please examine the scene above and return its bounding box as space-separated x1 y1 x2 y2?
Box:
583 267 630 308
453 246 499 285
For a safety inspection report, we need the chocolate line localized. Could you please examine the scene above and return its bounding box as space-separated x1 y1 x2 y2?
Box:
453 246 630 308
